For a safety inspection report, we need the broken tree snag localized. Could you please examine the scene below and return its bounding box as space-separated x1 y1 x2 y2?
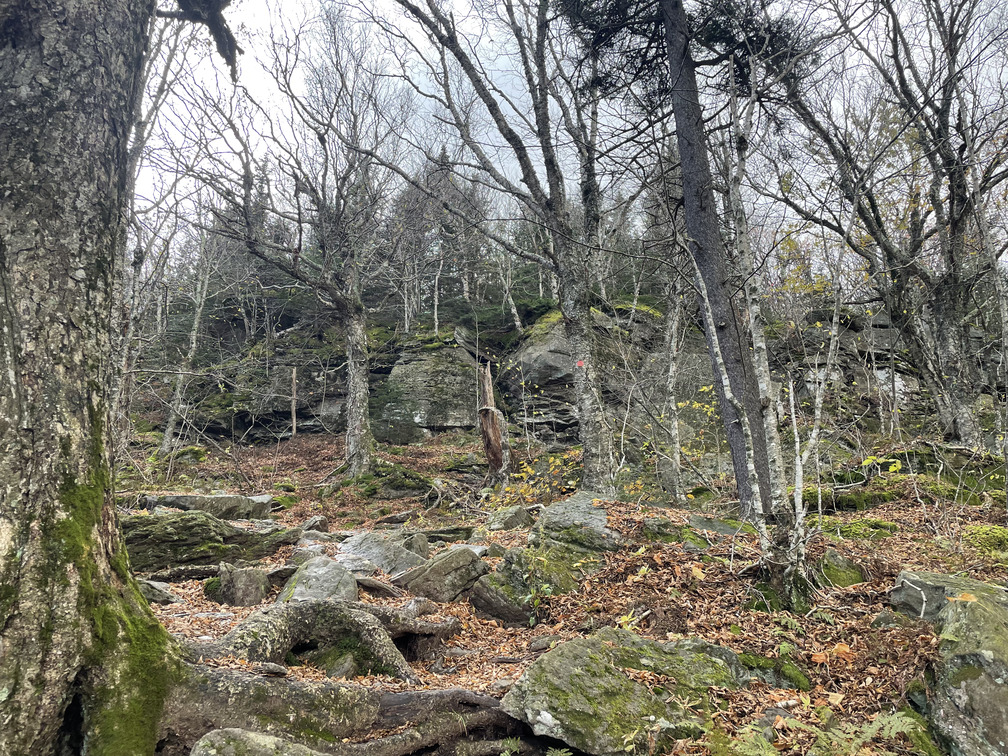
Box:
478 362 510 487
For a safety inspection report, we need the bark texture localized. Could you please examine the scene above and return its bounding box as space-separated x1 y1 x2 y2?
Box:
660 0 771 517
0 2 169 753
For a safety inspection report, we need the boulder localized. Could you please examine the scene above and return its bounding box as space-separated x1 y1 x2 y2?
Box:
395 547 489 603
143 493 271 520
219 563 271 606
530 491 623 552
688 514 757 537
487 505 535 531
136 579 179 604
468 545 603 625
891 571 1008 756
339 532 428 576
501 627 750 755
469 574 532 625
816 548 866 588
278 557 358 603
498 311 578 442
301 514 329 532
332 553 379 576
121 511 301 572
371 345 478 443
191 729 327 756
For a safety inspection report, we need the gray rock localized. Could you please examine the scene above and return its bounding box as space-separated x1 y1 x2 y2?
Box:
372 346 478 443
498 313 579 441
136 579 179 604
395 547 489 603
446 543 489 558
278 556 358 603
332 553 379 576
487 505 535 531
219 563 271 606
191 729 329 756
143 493 271 520
501 627 749 756
688 514 757 537
301 514 329 532
299 530 334 544
891 571 1008 756
290 544 326 565
339 531 428 576
530 491 623 552
468 574 532 625
266 565 298 586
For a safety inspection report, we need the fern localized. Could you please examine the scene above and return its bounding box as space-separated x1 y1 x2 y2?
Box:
705 711 922 756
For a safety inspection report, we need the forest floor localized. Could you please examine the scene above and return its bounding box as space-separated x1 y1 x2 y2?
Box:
121 432 1008 755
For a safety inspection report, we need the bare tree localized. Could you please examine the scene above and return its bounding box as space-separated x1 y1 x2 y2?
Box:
773 0 1008 446
365 0 618 493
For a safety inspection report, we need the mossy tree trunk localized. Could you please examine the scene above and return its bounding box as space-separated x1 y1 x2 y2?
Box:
0 2 180 754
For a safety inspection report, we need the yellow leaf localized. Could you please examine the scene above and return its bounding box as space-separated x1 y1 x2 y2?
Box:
691 564 705 580
827 692 844 706
833 642 854 662
948 592 978 602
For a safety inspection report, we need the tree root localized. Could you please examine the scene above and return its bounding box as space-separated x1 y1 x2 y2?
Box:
183 599 461 683
161 664 525 756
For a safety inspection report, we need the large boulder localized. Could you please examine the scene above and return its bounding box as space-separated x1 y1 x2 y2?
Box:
395 547 489 603
338 531 428 577
530 491 623 552
121 511 301 572
501 626 750 755
219 563 271 606
371 344 478 443
278 557 358 603
498 311 578 442
891 571 1008 756
469 543 604 625
143 493 273 520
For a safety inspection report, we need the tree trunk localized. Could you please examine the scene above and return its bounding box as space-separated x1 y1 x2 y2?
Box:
557 265 614 495
345 305 375 476
161 256 211 456
660 0 771 518
0 3 177 754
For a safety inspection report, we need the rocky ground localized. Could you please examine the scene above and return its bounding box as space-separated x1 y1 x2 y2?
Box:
119 433 1008 756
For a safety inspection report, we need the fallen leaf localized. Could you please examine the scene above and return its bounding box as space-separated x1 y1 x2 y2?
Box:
833 642 855 662
811 651 828 664
827 692 844 706
948 592 977 602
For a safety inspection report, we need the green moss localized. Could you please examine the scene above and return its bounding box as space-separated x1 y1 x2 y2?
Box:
812 516 898 540
273 494 297 510
54 427 179 754
301 636 396 677
947 664 983 687
737 653 811 691
746 582 785 612
523 309 565 341
963 525 1008 556
203 577 222 602
899 707 942 756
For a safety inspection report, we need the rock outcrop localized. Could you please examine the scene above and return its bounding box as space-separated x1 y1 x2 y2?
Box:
891 571 1008 756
